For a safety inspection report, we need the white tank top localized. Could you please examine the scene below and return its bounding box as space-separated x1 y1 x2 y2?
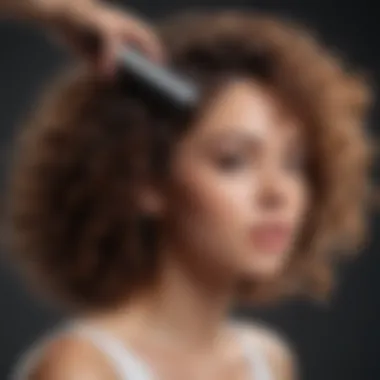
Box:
11 322 273 380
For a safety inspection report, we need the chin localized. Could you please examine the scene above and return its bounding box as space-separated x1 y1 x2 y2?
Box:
239 254 288 280
242 267 282 281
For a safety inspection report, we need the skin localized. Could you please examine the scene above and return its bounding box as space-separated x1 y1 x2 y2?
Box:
27 79 308 380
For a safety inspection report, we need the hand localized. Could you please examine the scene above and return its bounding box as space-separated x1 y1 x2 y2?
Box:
42 1 164 76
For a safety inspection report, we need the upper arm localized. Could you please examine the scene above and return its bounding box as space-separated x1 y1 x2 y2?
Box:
237 322 298 380
15 336 117 380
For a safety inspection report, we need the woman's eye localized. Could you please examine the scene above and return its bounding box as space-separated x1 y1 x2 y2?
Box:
216 153 249 171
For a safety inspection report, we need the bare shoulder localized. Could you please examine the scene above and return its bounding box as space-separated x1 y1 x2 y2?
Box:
14 334 117 380
234 321 298 380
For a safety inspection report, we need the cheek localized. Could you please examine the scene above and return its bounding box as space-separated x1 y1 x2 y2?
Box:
171 165 254 227
166 166 254 257
288 179 310 223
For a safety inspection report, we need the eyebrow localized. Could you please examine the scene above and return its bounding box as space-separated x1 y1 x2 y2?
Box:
202 129 265 146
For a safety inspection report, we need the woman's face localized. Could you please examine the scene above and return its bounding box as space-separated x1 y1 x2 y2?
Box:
160 79 310 283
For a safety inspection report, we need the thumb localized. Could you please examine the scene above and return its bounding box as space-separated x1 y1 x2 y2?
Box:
98 31 120 77
123 23 164 63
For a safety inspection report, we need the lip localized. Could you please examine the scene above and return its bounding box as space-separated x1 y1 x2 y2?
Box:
249 222 292 253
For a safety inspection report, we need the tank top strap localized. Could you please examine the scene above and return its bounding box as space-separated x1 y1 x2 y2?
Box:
11 324 71 380
233 327 273 380
69 323 155 380
10 322 155 380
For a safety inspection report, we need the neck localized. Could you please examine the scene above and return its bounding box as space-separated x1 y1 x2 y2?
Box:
122 243 237 351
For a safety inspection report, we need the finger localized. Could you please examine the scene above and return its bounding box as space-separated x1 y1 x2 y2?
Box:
98 31 120 77
123 22 165 63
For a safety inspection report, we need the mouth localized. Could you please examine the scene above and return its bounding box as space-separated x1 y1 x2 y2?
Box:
249 222 293 254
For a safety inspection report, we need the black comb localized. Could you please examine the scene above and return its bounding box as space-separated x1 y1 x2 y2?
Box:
117 48 200 112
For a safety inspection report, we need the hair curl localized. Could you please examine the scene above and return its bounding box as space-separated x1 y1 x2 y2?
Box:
6 10 373 311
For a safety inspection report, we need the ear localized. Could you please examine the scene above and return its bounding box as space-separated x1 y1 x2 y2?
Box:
136 183 166 217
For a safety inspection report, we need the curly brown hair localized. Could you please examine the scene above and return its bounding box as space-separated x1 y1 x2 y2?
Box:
6 10 373 311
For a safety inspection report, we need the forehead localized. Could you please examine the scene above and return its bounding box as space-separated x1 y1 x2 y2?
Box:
190 79 301 141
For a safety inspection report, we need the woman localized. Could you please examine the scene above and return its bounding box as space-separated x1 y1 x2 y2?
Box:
6 6 372 380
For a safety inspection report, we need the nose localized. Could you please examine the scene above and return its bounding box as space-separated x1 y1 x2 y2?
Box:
256 171 288 211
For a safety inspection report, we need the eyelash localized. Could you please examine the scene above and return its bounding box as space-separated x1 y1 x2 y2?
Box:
216 153 249 171
216 153 306 172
